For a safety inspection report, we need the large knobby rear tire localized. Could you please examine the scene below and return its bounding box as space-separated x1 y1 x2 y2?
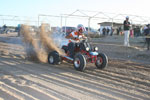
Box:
48 51 61 65
95 53 108 69
73 53 86 71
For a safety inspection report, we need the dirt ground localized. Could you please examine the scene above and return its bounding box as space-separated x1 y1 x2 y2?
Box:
0 33 150 100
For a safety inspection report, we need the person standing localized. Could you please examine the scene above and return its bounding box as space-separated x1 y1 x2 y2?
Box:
123 16 131 47
144 24 150 50
106 27 110 35
102 27 106 35
2 24 7 34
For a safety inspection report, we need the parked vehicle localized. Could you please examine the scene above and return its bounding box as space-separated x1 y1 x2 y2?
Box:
61 26 76 35
84 27 100 34
51 27 61 33
0 27 8 34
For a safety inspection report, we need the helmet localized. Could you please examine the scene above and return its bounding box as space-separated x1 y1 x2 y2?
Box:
126 16 129 19
77 24 86 32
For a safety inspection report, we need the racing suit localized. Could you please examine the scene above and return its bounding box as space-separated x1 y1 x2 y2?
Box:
66 31 84 58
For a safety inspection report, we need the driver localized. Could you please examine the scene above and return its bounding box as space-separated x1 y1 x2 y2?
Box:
65 24 87 58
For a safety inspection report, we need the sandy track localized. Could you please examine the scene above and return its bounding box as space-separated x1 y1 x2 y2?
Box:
0 34 150 100
0 56 150 100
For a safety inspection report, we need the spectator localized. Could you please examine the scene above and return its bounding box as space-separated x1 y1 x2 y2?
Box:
123 16 131 47
119 27 122 35
17 24 21 36
2 24 7 33
106 27 110 35
102 27 106 35
134 26 141 37
116 28 119 35
130 29 134 38
144 24 150 50
110 27 114 36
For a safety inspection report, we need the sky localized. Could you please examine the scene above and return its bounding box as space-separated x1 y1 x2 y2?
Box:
0 0 150 27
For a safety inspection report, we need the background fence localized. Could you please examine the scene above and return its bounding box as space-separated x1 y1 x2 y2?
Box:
1 9 150 29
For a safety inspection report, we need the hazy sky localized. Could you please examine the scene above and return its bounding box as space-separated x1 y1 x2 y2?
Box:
0 0 150 27
0 0 150 16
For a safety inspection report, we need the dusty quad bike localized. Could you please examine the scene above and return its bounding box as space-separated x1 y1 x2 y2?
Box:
48 38 108 71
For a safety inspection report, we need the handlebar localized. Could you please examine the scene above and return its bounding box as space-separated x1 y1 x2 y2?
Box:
75 37 88 43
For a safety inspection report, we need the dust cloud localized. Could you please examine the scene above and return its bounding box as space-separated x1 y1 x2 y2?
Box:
20 24 65 63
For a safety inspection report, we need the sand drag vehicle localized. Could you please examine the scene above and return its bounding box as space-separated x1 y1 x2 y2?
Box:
48 37 108 71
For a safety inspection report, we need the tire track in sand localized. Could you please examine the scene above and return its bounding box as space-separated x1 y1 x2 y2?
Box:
1 57 150 100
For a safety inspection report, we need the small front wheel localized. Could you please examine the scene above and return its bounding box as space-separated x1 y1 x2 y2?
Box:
95 53 108 69
74 53 86 71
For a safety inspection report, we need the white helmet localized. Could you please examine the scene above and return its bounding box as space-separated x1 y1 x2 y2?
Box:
77 24 86 32
126 16 129 19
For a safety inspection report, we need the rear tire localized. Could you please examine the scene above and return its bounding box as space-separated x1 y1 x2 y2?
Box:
73 53 86 71
48 51 61 65
95 53 108 69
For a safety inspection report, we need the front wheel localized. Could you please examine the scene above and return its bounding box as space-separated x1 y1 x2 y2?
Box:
73 53 86 71
95 53 108 69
